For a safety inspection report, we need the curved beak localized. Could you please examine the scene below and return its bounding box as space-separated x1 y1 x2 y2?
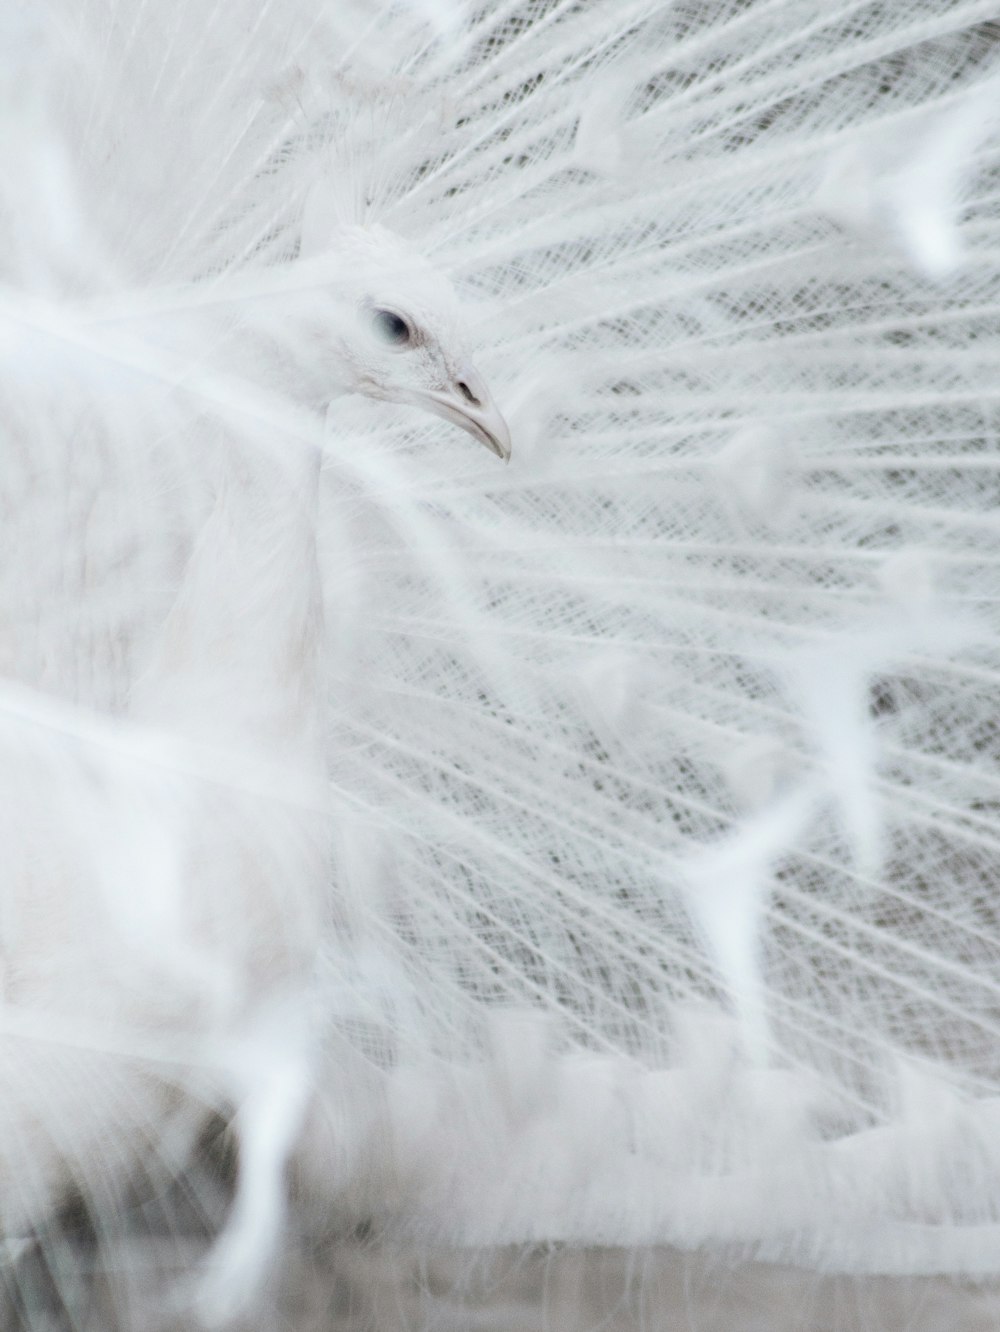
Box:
406 366 511 463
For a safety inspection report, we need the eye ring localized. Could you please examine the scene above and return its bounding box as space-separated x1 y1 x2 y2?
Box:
370 307 413 349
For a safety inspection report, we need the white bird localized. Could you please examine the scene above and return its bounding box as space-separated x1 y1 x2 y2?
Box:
2 0 1000 1326
0 209 510 1318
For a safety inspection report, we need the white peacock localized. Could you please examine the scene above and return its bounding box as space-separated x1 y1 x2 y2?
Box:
0 0 999 1324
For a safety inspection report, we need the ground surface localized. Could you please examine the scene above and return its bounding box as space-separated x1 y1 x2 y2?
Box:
14 1241 990 1330
316 1245 1000 1332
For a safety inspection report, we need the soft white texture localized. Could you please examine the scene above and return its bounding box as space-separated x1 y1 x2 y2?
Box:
1 0 1000 1322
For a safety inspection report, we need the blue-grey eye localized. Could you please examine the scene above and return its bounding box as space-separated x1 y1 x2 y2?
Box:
371 308 412 347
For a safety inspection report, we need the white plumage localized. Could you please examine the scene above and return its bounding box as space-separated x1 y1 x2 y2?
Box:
2 0 1000 1325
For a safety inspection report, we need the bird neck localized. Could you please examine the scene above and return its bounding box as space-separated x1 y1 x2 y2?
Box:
131 437 326 773
130 263 357 772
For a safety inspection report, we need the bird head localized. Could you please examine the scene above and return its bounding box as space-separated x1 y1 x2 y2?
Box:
304 223 511 462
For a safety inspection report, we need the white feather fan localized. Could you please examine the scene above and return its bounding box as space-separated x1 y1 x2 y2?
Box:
1 0 1000 1325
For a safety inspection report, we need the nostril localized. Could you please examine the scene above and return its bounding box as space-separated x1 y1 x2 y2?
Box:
456 381 481 406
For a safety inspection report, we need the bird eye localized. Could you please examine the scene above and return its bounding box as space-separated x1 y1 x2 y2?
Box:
371 308 413 348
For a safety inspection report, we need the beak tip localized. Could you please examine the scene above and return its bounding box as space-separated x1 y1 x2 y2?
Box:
489 420 512 464
408 378 511 463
